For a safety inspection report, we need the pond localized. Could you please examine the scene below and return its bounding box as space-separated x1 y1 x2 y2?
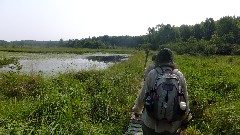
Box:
0 52 128 76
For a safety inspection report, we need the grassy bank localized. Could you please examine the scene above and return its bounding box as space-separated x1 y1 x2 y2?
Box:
0 51 145 134
0 51 239 134
0 46 135 54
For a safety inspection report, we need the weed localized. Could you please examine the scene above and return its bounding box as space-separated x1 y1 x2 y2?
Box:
0 51 240 134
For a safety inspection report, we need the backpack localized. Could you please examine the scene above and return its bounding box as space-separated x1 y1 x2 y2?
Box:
144 67 186 122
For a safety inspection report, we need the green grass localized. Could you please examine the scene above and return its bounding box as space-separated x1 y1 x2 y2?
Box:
0 46 135 54
176 55 240 135
0 57 17 67
0 50 240 134
0 51 144 134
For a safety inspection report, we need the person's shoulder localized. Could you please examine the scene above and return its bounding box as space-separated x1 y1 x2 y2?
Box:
173 68 184 78
144 69 155 82
149 67 158 74
146 67 158 78
145 64 155 71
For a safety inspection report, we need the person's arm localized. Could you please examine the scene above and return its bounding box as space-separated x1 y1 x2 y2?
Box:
180 77 192 130
132 70 153 114
132 86 145 114
176 70 190 119
181 75 190 118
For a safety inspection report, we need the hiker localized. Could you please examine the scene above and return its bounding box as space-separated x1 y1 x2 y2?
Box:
132 48 191 135
144 54 157 80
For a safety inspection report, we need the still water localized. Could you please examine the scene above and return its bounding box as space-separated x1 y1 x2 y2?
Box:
0 52 128 76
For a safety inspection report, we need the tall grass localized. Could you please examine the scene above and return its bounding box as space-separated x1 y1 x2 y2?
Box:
0 57 17 67
0 51 239 134
0 52 144 134
0 46 135 54
176 55 240 135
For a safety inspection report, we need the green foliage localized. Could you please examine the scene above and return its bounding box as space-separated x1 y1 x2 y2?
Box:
175 55 240 134
160 39 218 55
203 100 240 134
0 40 8 46
192 24 204 40
147 24 179 50
216 43 236 55
0 57 17 67
0 51 240 134
0 51 145 134
216 16 240 44
0 73 44 98
180 25 191 42
202 18 216 41
145 16 240 53
0 46 135 54
160 38 240 56
0 35 145 49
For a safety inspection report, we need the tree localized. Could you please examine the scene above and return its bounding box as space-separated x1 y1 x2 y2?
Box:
147 27 158 50
192 24 203 40
58 38 64 46
203 18 216 40
161 24 177 44
179 25 191 42
101 35 110 45
216 16 240 44
210 34 223 45
0 40 8 46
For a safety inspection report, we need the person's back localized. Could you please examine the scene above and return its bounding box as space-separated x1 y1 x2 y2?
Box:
133 48 191 135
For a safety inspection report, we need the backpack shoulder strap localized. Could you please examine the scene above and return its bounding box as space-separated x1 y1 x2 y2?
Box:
152 67 164 91
172 69 187 101
154 67 164 75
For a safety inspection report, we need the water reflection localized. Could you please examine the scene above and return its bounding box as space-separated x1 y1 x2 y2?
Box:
86 55 128 63
0 53 128 76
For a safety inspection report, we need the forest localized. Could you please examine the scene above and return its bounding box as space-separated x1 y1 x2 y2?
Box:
1 16 240 55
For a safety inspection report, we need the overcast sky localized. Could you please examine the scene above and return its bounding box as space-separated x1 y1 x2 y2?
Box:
0 0 239 41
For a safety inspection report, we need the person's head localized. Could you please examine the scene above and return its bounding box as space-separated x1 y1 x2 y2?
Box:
152 54 157 63
156 48 176 68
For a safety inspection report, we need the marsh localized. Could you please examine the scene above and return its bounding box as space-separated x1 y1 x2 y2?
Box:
0 52 128 76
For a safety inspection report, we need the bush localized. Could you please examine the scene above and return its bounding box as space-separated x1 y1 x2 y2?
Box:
0 73 45 98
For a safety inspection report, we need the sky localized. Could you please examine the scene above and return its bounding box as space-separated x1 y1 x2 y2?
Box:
0 0 239 41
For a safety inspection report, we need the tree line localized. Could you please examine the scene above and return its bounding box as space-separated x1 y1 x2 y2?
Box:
145 16 240 55
0 36 145 49
1 16 240 55
62 35 144 49
0 40 61 47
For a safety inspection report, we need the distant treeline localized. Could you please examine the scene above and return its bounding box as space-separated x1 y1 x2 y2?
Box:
0 40 60 47
0 36 145 49
1 16 240 55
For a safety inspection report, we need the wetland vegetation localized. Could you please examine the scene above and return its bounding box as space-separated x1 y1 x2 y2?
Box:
0 48 240 134
0 51 128 77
